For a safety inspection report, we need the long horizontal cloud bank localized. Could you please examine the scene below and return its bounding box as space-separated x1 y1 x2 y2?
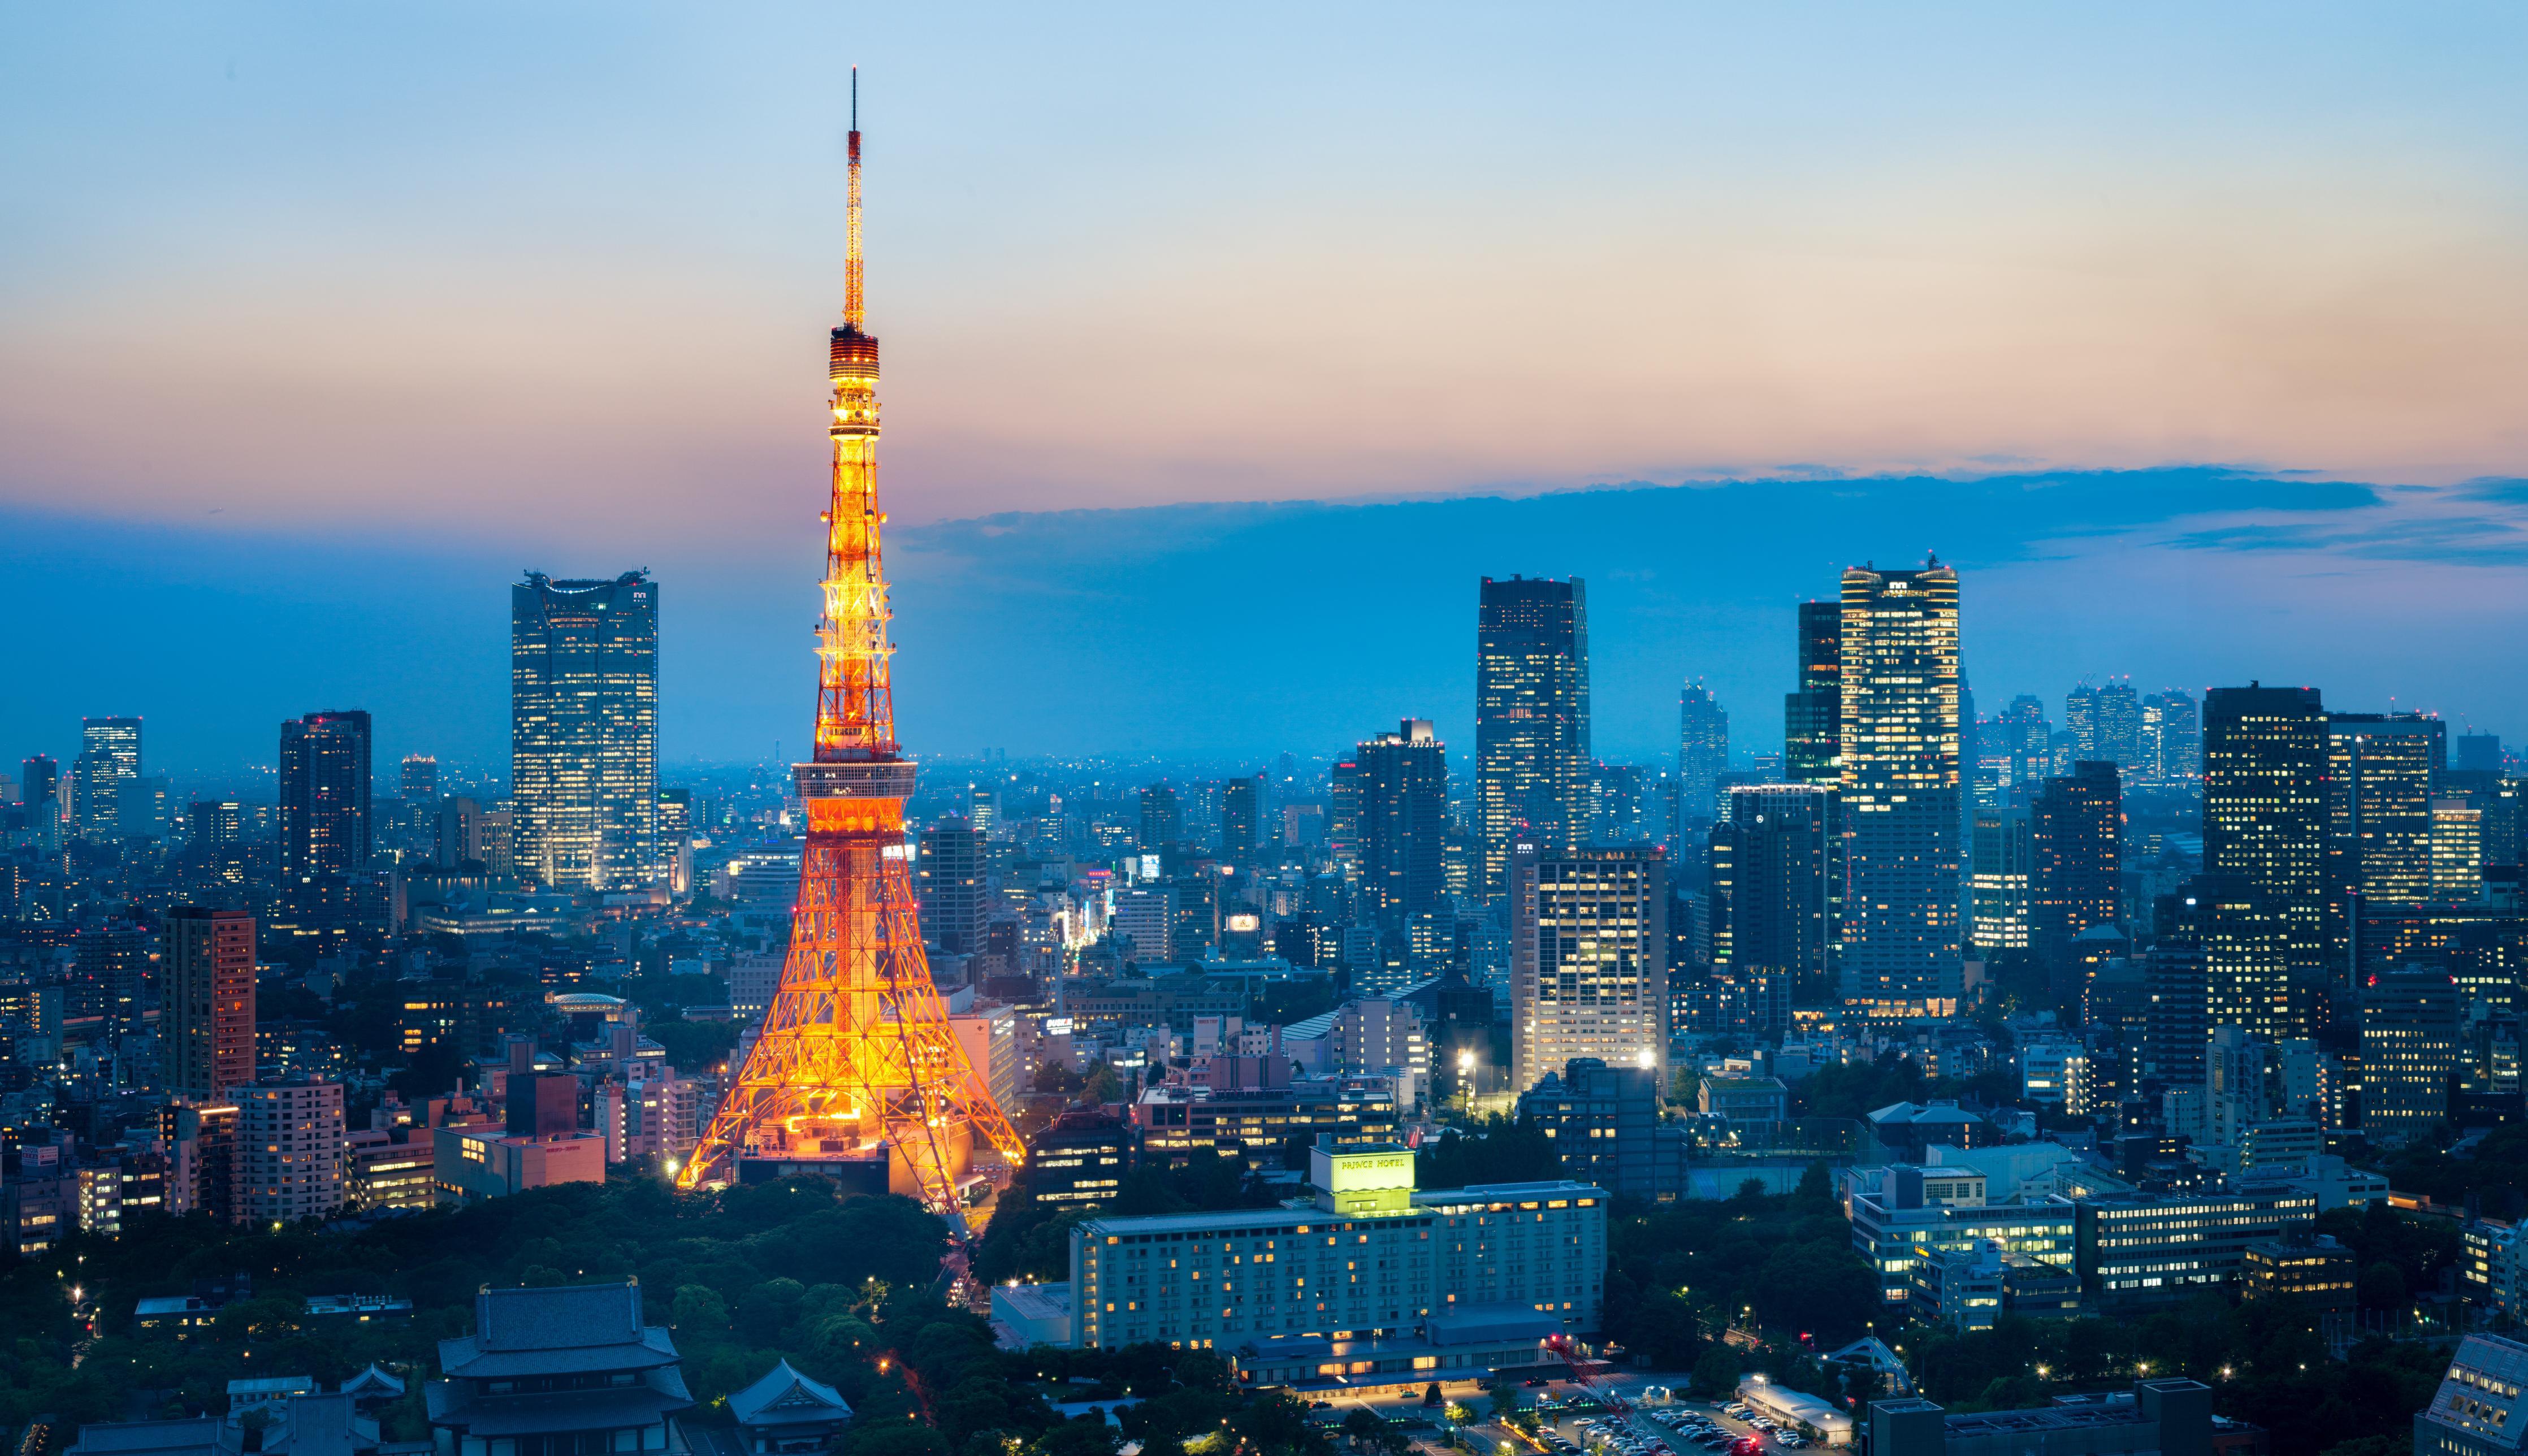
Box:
8 468 2526 779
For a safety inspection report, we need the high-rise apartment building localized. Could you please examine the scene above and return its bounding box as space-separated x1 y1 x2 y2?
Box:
1969 804 2032 955
1675 686 1729 833
916 816 988 955
2032 762 2122 995
279 709 373 879
72 716 141 841
1139 783 1180 853
1509 843 1666 1093
2202 685 2328 1032
1360 720 1447 970
163 905 256 1104
1784 600 1843 787
233 1077 348 1225
511 570 660 890
1838 560 1963 1018
1707 785 1834 1034
1477 577 1590 904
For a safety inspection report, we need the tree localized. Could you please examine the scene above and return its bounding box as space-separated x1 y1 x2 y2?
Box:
1690 1346 1740 1401
2358 1262 2408 1311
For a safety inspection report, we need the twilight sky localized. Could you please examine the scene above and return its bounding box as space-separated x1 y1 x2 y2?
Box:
5 6 2526 777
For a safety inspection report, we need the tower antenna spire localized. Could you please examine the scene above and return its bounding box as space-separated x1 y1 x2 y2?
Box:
845 65 864 330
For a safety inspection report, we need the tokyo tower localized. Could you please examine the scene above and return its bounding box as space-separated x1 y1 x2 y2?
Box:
679 73 1024 1215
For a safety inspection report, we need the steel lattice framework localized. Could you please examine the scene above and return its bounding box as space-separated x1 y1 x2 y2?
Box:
679 73 1024 1216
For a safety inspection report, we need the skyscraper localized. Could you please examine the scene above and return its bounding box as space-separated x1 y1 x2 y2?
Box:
1995 695 2052 794
2202 684 2328 1032
2326 711 2444 925
1707 785 1834 1032
2031 761 2122 999
1838 560 1963 1017
2457 733 2504 774
71 716 140 841
279 709 373 879
2093 682 2142 770
19 755 59 851
1476 576 1590 904
1675 684 1729 833
2361 967 2460 1144
1784 600 1843 787
1219 773 1263 867
1510 843 1666 1093
1969 803 2032 955
1138 783 1180 854
1359 720 1448 973
511 570 661 889
163 905 256 1104
2141 690 2200 786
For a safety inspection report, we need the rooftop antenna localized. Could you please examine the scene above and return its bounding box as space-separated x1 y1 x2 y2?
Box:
845 65 864 331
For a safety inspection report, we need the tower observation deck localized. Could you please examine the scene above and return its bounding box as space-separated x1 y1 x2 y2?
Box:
678 75 1025 1221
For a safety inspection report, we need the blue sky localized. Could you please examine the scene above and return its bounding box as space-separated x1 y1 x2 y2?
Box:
4 6 2523 775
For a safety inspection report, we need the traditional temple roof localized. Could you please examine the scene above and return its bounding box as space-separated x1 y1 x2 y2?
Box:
728 1360 853 1429
437 1283 679 1380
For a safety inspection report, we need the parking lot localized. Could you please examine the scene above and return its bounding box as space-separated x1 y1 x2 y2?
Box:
1302 1370 1829 1456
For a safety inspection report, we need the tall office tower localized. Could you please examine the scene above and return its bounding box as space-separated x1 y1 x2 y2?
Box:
1360 720 1448 969
2458 734 2504 774
1995 696 2051 794
1675 685 1729 832
1784 600 1843 787
2031 762 2123 996
188 800 242 848
656 788 693 898
2432 800 2484 899
682 86 1022 1211
2162 872 2293 1044
2143 939 2209 1088
1326 759 1363 861
1138 783 1180 853
1708 785 1834 1029
278 709 373 879
2093 682 2142 771
2326 712 2444 922
511 569 660 889
916 816 988 954
2202 685 2328 1031
967 783 998 837
1509 843 1667 1093
2140 690 2200 788
400 754 439 805
163 905 256 1104
2064 685 2100 760
1969 804 2032 954
71 716 141 841
1838 560 1963 1018
73 921 150 1034
1219 773 1264 866
19 755 59 850
1476 575 1591 904
2361 967 2461 1145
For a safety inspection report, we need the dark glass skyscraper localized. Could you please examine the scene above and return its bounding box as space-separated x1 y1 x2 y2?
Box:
2031 760 2122 1000
1675 684 1729 833
2326 710 2444 921
917 815 988 955
1708 784 1835 1031
1839 560 1963 1017
2202 684 2328 1034
1359 719 1448 970
279 709 373 879
72 716 140 842
512 570 660 890
1476 576 1590 904
1137 783 1179 854
1218 773 1263 867
1785 600 1843 787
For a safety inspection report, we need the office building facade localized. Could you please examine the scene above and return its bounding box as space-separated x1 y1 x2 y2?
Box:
511 570 660 890
1708 785 1834 1032
2031 761 2122 994
71 716 141 842
1510 844 1668 1093
2363 967 2461 1144
1360 720 1448 972
1476 577 1590 904
1675 685 1729 833
1969 804 2032 954
917 816 988 954
2202 685 2328 1032
1838 561 1963 1017
1784 600 1843 787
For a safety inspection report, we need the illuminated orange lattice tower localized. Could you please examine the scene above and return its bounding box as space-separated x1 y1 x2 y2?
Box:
680 75 1024 1216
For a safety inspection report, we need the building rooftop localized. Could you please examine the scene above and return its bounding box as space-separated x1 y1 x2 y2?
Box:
438 1282 679 1379
726 1359 852 1428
